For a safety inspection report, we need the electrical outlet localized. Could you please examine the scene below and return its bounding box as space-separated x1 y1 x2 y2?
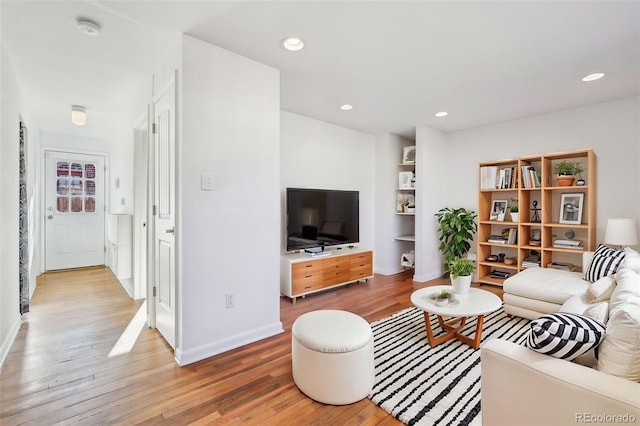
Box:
225 293 235 309
201 174 213 191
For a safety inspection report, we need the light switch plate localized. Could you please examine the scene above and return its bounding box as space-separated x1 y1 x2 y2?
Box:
201 174 213 191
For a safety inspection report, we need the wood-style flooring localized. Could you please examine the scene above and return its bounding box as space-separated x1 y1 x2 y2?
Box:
0 266 502 425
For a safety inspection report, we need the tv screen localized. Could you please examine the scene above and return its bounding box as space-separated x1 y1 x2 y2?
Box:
286 188 359 252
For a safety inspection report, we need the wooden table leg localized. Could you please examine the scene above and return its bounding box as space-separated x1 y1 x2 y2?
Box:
423 313 486 350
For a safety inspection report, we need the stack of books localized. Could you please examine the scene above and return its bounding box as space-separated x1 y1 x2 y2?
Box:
522 256 541 268
490 270 511 279
488 235 507 244
553 239 583 250
520 165 541 188
548 262 577 272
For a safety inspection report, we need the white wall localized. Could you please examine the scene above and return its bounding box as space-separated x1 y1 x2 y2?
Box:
374 133 415 275
0 42 23 366
414 126 448 282
280 111 376 255
445 97 640 246
176 35 282 365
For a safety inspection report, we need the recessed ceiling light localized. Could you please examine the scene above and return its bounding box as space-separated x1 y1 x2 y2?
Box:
76 18 102 36
71 105 87 126
281 37 304 51
582 73 605 82
435 111 448 117
340 104 353 111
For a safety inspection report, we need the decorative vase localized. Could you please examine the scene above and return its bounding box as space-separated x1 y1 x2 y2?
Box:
557 175 575 187
450 274 472 294
510 212 519 222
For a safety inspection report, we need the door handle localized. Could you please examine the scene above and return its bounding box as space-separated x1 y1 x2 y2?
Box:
47 215 54 220
165 228 175 234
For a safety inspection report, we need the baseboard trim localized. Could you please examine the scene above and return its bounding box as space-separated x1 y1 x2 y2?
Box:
373 266 405 276
413 271 443 283
118 278 134 299
0 315 22 370
174 321 284 366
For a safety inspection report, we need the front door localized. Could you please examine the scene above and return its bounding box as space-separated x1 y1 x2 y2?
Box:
45 151 105 270
153 79 176 349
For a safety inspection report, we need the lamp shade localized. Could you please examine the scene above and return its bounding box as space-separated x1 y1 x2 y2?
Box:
604 218 638 246
71 105 86 126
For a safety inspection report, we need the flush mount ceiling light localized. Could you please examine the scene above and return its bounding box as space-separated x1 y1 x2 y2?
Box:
582 72 605 82
435 111 448 117
76 18 102 36
340 104 354 111
281 37 304 51
71 105 87 126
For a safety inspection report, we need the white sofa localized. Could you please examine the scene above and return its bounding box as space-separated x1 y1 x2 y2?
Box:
482 247 640 425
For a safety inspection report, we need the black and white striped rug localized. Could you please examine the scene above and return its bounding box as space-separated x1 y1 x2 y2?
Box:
369 305 529 426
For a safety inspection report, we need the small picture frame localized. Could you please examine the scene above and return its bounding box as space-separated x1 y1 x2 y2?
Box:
559 193 584 225
398 171 414 189
402 146 416 164
490 199 507 222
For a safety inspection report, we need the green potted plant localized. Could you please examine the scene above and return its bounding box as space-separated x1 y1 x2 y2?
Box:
435 289 452 306
508 204 519 223
435 207 477 277
449 257 474 294
553 161 584 186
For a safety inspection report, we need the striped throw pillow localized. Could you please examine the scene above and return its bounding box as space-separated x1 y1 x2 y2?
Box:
526 312 606 361
584 244 625 283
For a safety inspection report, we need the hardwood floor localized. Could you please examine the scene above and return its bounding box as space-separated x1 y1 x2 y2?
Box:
0 267 503 425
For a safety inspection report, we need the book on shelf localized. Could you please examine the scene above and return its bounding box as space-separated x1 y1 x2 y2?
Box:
488 237 507 244
480 166 498 190
507 228 517 244
490 270 511 279
548 262 577 272
553 243 584 250
520 165 541 189
553 239 581 246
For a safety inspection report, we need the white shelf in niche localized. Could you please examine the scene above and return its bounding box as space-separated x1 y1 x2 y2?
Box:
395 235 416 242
395 212 415 216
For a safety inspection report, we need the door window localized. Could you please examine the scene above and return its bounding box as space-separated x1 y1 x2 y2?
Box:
56 160 97 214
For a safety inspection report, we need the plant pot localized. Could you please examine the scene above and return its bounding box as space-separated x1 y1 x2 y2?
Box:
510 212 519 222
450 274 472 294
435 297 449 307
557 175 575 187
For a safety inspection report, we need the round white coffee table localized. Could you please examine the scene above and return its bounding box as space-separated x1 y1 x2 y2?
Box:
411 285 502 349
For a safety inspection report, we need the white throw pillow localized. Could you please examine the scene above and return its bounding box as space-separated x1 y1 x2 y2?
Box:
623 247 640 274
583 302 609 324
597 304 640 382
609 268 640 317
585 275 616 303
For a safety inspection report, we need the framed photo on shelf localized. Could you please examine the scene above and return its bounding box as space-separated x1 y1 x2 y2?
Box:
490 199 507 221
402 146 416 164
398 171 414 189
559 193 584 224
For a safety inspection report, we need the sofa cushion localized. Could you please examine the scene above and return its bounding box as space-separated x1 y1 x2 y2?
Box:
526 312 606 361
623 247 640 274
597 304 640 382
610 268 640 316
583 302 610 324
586 275 616 303
504 268 588 304
584 244 625 283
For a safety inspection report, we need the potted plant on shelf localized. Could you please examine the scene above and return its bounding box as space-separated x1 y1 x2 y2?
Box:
435 207 477 277
449 257 474 294
508 205 519 223
553 160 584 187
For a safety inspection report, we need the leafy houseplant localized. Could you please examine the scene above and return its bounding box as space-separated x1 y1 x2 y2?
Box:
553 161 584 186
508 204 519 222
553 160 584 176
435 289 452 306
449 257 474 279
435 207 477 276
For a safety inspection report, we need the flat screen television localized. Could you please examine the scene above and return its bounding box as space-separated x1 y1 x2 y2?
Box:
286 188 359 252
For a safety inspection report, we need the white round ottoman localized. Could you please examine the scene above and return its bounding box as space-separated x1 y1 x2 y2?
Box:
291 310 374 405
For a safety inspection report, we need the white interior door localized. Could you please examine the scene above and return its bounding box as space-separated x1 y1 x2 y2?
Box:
154 80 176 349
133 125 148 300
45 151 105 270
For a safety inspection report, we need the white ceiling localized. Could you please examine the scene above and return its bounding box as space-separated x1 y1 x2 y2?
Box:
1 1 638 140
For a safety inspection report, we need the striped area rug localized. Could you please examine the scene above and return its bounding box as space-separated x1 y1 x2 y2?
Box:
369 305 530 426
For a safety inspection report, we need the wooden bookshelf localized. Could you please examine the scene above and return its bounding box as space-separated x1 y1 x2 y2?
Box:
477 149 596 287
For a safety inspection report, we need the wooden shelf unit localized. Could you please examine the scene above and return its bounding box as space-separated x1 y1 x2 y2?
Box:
477 149 596 287
280 248 373 304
